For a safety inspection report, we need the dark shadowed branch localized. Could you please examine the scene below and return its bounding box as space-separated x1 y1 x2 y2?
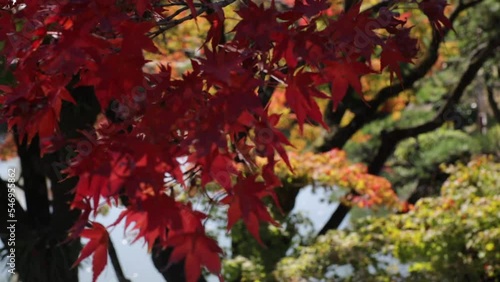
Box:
317 202 351 236
108 238 132 282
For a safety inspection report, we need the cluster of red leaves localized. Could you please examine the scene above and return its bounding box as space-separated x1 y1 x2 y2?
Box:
0 0 453 281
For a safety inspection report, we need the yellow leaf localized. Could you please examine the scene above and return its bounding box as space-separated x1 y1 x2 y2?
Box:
486 243 495 252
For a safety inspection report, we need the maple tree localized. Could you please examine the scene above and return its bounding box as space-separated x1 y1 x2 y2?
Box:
0 0 481 281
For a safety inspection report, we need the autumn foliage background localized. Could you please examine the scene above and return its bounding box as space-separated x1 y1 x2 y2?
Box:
0 0 499 281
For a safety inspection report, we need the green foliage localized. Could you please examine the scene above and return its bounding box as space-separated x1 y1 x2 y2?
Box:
392 127 479 178
344 109 437 164
454 0 500 54
275 156 500 281
477 125 500 156
0 58 15 87
224 212 315 282
223 255 267 282
388 125 500 194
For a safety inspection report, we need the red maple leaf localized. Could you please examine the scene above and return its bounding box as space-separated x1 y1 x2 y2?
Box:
134 0 151 16
182 0 199 21
285 71 328 131
73 222 109 282
293 0 330 18
254 112 294 170
220 175 279 245
199 149 239 191
380 28 418 83
419 0 454 35
119 21 157 55
204 5 226 50
233 1 282 51
197 47 245 86
323 59 373 109
68 147 129 212
167 232 223 282
67 199 92 241
115 191 182 250
329 2 380 60
0 11 14 42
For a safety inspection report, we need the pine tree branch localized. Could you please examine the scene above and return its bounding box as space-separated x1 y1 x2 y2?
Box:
367 37 499 175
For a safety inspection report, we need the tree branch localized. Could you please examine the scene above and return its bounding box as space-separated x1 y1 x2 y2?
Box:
13 133 51 228
367 37 499 175
317 202 350 236
108 237 132 282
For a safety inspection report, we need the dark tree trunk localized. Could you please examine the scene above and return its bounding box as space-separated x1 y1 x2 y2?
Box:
2 84 101 282
317 201 350 236
11 135 81 282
